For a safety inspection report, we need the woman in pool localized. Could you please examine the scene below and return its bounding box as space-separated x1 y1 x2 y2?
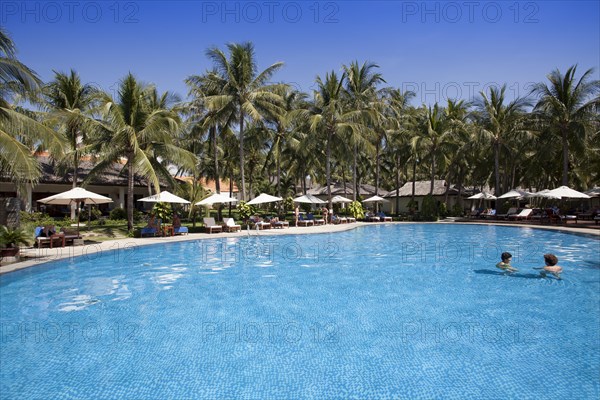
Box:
496 252 518 273
534 253 563 279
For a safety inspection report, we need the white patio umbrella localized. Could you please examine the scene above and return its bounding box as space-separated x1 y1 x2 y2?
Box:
293 194 326 204
527 189 561 199
362 195 389 203
497 189 531 199
195 193 238 206
38 187 113 206
331 195 353 203
584 187 600 198
546 186 591 199
138 190 191 204
38 187 113 232
247 193 283 205
467 192 497 200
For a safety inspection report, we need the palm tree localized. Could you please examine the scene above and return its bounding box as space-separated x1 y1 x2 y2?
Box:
381 88 415 213
87 73 196 231
473 85 530 195
307 71 363 208
203 42 284 200
43 69 98 218
343 60 384 200
0 28 65 190
530 65 600 186
411 103 455 194
263 86 306 198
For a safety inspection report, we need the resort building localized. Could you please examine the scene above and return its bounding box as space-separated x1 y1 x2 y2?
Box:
0 154 237 215
383 180 465 214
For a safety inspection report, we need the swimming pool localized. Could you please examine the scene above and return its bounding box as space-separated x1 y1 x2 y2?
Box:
1 224 599 399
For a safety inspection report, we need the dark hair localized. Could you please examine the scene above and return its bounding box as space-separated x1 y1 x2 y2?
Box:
501 252 512 261
544 253 558 266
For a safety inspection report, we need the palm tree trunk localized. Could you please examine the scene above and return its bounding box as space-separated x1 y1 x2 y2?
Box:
494 141 500 196
327 130 333 209
430 152 436 195
375 142 380 213
71 150 78 220
561 127 569 186
353 145 357 201
126 152 135 232
212 126 220 194
239 112 246 201
395 154 400 215
301 170 306 194
276 137 281 198
411 158 417 203
228 176 233 217
211 126 223 221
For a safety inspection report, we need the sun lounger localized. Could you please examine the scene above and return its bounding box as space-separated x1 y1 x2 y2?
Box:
495 207 517 220
508 208 533 221
331 215 347 224
249 216 271 230
308 213 325 225
377 212 392 222
479 209 496 219
270 217 289 229
223 218 241 232
366 213 380 222
297 214 314 226
173 226 189 235
346 216 356 223
60 228 82 244
203 217 223 234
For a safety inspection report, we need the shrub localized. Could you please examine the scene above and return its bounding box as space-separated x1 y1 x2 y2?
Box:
451 203 464 217
0 226 31 248
438 202 448 218
110 208 127 220
152 202 172 223
348 201 365 219
236 201 256 221
283 197 295 214
19 211 56 226
421 195 438 221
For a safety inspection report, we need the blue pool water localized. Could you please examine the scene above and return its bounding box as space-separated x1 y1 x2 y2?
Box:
1 224 599 399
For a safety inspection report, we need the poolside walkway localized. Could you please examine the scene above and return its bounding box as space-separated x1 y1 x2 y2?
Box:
1 220 598 275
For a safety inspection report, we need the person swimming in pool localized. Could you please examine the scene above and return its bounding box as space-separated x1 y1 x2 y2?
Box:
534 253 563 279
496 252 518 273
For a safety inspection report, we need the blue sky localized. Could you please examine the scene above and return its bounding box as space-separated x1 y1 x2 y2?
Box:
3 0 599 105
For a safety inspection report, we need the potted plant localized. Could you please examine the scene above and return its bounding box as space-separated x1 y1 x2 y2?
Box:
0 226 31 258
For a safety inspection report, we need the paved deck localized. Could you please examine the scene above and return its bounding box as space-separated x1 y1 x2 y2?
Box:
1 221 598 275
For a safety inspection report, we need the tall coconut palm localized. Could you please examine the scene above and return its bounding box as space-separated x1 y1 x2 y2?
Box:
43 69 98 218
530 65 600 186
473 85 531 195
87 73 196 231
0 28 66 190
203 42 284 200
307 71 363 208
343 60 384 200
263 86 307 198
411 103 456 194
